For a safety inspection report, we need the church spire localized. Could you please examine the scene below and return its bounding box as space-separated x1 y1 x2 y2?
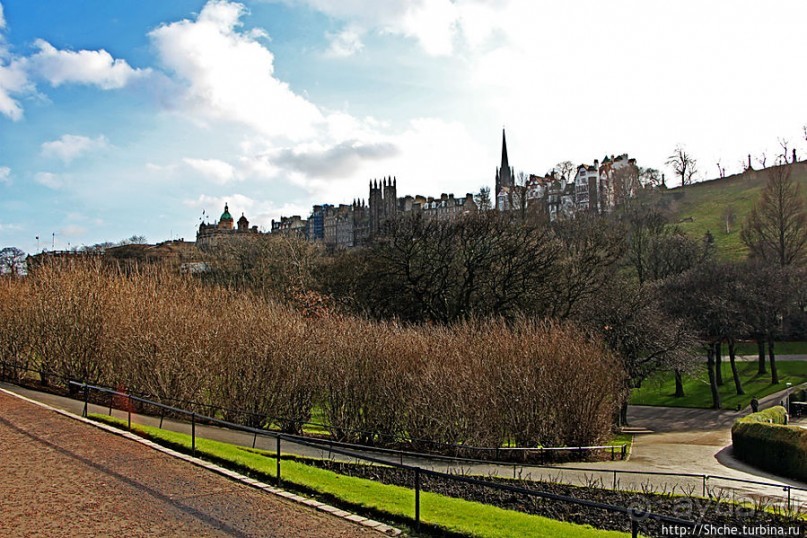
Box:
501 128 509 172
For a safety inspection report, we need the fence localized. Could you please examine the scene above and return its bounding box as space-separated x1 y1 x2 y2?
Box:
1 361 803 510
69 380 791 538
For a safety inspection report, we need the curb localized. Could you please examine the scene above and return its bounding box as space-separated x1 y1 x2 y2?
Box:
0 387 403 537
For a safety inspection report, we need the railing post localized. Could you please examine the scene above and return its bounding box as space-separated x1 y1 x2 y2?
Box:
252 431 258 449
631 517 639 538
613 470 618 490
786 486 791 511
276 436 282 486
611 446 615 461
702 475 708 497
127 395 132 431
82 384 89 418
159 408 164 429
191 412 196 457
414 467 421 530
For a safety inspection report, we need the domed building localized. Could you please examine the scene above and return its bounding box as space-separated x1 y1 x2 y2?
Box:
218 204 234 230
196 203 262 248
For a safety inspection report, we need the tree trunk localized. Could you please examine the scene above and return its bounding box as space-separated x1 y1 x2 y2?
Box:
757 339 766 374
768 338 779 385
674 369 685 398
619 401 629 427
728 340 744 396
714 342 724 386
706 346 721 409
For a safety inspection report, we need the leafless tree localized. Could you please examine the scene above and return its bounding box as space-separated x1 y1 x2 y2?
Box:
666 145 698 187
716 160 726 179
474 186 492 211
778 138 791 165
554 160 575 181
756 152 768 169
723 205 737 235
639 167 662 188
0 247 26 276
741 165 807 267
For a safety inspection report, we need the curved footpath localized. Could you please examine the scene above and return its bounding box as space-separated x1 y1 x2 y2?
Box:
3 381 806 512
0 388 397 538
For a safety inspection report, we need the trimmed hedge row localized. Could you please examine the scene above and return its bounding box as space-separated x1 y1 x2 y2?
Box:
731 406 807 481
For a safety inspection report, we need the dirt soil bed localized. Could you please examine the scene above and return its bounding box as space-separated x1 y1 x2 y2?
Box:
0 391 379 538
309 460 804 537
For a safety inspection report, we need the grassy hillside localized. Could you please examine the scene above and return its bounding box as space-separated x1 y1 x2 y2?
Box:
661 161 807 260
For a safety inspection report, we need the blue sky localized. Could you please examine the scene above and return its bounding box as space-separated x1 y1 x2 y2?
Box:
1 0 806 252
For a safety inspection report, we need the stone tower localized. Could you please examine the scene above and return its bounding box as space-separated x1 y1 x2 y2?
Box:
369 176 397 235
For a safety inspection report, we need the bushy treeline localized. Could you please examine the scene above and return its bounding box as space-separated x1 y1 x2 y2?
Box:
0 260 623 449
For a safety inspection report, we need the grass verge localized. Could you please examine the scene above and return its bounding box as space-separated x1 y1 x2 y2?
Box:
89 414 627 538
630 361 807 409
732 341 807 356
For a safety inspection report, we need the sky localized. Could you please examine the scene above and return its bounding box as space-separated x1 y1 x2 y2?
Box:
0 0 805 252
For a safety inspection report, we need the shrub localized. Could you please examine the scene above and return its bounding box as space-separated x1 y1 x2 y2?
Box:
0 262 625 451
731 406 807 481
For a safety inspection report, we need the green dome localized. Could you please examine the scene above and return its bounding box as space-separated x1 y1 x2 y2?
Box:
220 203 233 221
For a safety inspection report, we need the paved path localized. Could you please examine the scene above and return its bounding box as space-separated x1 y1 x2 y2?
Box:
3 381 806 510
0 389 389 538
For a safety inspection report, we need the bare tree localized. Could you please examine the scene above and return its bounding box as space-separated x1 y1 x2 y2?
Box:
723 205 737 235
778 138 791 165
716 160 726 179
639 167 662 188
666 145 698 187
741 165 807 267
756 152 768 169
554 160 575 181
0 247 26 276
474 186 492 211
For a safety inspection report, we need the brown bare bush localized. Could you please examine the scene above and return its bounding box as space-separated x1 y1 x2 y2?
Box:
1 261 624 450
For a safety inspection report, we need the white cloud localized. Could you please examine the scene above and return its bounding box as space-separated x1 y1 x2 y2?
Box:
34 172 63 189
29 39 150 89
0 165 9 185
325 26 365 57
0 59 29 121
183 157 237 184
41 134 109 163
60 224 87 238
282 0 507 56
149 1 323 139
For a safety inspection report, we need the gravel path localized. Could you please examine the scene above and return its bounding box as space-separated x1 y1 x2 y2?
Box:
0 391 381 538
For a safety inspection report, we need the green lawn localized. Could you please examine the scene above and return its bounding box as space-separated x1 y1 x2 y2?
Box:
732 341 807 356
631 361 807 409
663 165 807 261
91 414 626 538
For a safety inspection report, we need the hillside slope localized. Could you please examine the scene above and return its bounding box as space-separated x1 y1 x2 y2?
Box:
661 161 807 260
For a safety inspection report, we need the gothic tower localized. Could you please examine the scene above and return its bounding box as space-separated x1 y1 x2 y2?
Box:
495 129 514 209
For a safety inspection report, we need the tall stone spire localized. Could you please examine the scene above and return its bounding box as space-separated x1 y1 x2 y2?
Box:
501 128 510 174
495 128 514 208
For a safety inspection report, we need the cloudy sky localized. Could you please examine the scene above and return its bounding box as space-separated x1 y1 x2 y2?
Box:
0 0 805 252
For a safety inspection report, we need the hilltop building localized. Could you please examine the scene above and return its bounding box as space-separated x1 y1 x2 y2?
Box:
273 177 479 250
493 129 639 219
197 203 262 248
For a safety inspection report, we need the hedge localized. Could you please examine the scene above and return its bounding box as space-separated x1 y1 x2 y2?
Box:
731 406 807 481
